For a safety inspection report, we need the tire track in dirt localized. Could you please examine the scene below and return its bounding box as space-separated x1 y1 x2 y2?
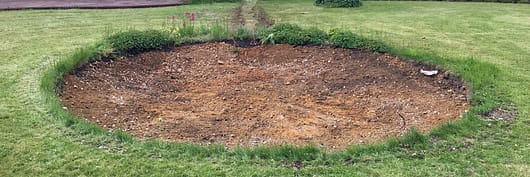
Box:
231 0 274 31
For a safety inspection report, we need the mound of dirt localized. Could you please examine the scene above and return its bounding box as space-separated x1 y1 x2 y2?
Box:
61 42 469 150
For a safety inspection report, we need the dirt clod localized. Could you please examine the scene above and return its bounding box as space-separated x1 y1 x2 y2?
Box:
61 42 469 150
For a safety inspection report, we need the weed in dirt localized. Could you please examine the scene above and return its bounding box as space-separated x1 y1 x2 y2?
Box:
230 48 241 53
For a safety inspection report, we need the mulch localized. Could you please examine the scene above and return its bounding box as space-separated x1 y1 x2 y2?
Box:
0 0 186 10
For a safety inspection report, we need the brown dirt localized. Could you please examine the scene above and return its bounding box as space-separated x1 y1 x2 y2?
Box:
61 42 469 150
230 2 273 30
230 5 245 30
0 0 184 10
252 5 274 28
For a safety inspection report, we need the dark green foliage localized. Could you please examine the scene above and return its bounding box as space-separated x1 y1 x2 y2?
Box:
259 24 389 52
329 29 389 53
259 23 328 45
364 0 529 3
315 0 363 8
107 30 174 54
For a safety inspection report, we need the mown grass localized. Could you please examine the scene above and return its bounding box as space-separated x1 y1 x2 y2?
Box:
260 0 530 120
1 1 530 176
259 0 530 175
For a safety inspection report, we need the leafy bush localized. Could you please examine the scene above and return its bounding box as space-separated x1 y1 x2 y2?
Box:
315 0 363 8
107 30 174 54
259 23 328 45
364 0 529 3
329 29 389 53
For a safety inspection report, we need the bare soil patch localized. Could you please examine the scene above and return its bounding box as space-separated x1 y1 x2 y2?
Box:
0 0 184 10
230 1 273 30
252 5 274 28
482 103 517 123
230 5 245 29
61 42 469 150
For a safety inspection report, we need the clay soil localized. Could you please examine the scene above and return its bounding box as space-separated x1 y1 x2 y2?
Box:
61 42 469 150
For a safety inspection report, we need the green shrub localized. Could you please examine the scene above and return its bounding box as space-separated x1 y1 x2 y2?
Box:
329 29 389 53
259 23 328 45
364 0 529 3
107 30 174 54
315 0 363 8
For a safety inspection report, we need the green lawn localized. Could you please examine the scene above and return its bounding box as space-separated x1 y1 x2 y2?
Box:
1 1 530 176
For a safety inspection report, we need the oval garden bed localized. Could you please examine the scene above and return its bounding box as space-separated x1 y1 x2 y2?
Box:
60 41 469 150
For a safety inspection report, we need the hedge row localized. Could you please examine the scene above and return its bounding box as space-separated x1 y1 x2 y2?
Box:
105 24 389 55
258 23 328 45
315 0 363 8
107 30 174 54
364 0 529 3
328 29 389 53
259 23 389 53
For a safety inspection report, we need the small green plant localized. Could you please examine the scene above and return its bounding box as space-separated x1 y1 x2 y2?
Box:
163 12 198 37
259 23 328 45
230 48 241 53
107 30 174 54
400 128 428 148
261 33 275 44
113 129 134 143
232 27 253 40
315 0 362 8
329 28 389 53
209 22 231 40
